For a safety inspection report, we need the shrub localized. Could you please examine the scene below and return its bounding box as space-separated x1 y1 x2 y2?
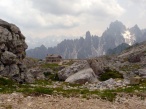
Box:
99 68 123 81
0 77 15 86
43 72 59 81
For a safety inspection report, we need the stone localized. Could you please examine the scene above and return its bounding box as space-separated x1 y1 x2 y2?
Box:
28 69 45 80
0 62 4 71
0 19 34 83
87 58 107 76
9 64 21 82
138 69 146 77
1 51 17 65
0 65 9 76
58 60 90 80
128 54 141 63
130 76 141 85
65 68 98 84
24 71 35 83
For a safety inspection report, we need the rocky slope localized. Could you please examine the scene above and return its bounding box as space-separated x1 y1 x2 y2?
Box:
26 20 146 59
0 19 33 83
106 43 130 55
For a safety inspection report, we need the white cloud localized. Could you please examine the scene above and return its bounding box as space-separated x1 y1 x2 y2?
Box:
0 0 145 48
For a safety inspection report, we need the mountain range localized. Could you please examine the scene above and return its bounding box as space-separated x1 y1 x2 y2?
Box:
26 20 146 59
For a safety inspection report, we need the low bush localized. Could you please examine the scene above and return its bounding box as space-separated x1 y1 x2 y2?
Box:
99 68 123 81
43 72 59 81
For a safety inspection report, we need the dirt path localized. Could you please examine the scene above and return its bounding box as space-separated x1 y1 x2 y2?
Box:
0 93 146 109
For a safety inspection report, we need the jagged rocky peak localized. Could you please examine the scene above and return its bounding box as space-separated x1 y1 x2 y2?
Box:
0 19 33 83
130 24 141 34
26 20 146 59
109 20 126 32
85 31 91 39
40 44 47 49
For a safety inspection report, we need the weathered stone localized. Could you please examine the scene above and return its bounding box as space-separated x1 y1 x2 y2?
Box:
128 54 142 63
28 69 45 80
0 62 4 71
24 71 35 83
10 24 20 34
87 58 107 76
0 65 9 76
1 51 17 65
9 64 21 82
138 69 146 77
0 19 33 83
58 60 90 80
65 68 98 84
130 76 141 85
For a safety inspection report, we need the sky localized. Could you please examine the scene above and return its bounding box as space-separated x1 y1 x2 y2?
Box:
0 0 146 49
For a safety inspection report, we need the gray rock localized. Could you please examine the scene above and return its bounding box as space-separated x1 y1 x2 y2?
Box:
138 69 146 77
0 62 4 71
28 69 45 80
65 68 98 84
130 76 141 85
0 65 9 76
0 19 33 83
87 58 108 76
24 70 35 83
58 60 89 80
1 51 17 65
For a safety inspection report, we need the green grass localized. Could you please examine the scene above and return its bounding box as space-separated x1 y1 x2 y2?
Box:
40 63 59 69
1 77 146 102
99 69 123 81
0 77 17 93
43 72 59 81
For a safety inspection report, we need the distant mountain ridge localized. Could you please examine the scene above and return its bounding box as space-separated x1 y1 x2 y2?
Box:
26 20 146 59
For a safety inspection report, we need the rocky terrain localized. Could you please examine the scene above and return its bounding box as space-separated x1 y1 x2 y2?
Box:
0 19 34 83
1 19 146 109
0 93 146 109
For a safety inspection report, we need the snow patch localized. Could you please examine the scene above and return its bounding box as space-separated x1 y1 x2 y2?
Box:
122 30 136 45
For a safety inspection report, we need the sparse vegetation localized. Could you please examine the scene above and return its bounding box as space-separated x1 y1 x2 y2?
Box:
43 72 59 81
99 69 123 81
1 77 146 102
119 64 141 71
41 63 59 69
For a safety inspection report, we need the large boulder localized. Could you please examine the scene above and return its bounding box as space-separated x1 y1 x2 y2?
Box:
138 68 146 78
58 60 89 80
65 68 98 84
87 57 108 76
0 19 34 83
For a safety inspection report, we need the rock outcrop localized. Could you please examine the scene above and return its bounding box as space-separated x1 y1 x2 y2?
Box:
65 68 98 84
58 60 90 80
0 19 34 83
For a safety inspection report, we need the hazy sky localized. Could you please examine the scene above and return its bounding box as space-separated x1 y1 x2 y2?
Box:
0 0 146 48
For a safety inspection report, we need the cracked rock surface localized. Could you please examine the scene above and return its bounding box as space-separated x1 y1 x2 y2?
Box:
0 19 34 83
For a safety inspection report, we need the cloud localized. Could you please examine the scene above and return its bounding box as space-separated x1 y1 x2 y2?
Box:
31 0 125 17
2 0 146 49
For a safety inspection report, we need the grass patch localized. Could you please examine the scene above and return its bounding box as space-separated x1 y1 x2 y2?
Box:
43 72 59 81
0 77 17 93
99 69 123 81
41 63 59 69
1 77 146 102
34 87 54 95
